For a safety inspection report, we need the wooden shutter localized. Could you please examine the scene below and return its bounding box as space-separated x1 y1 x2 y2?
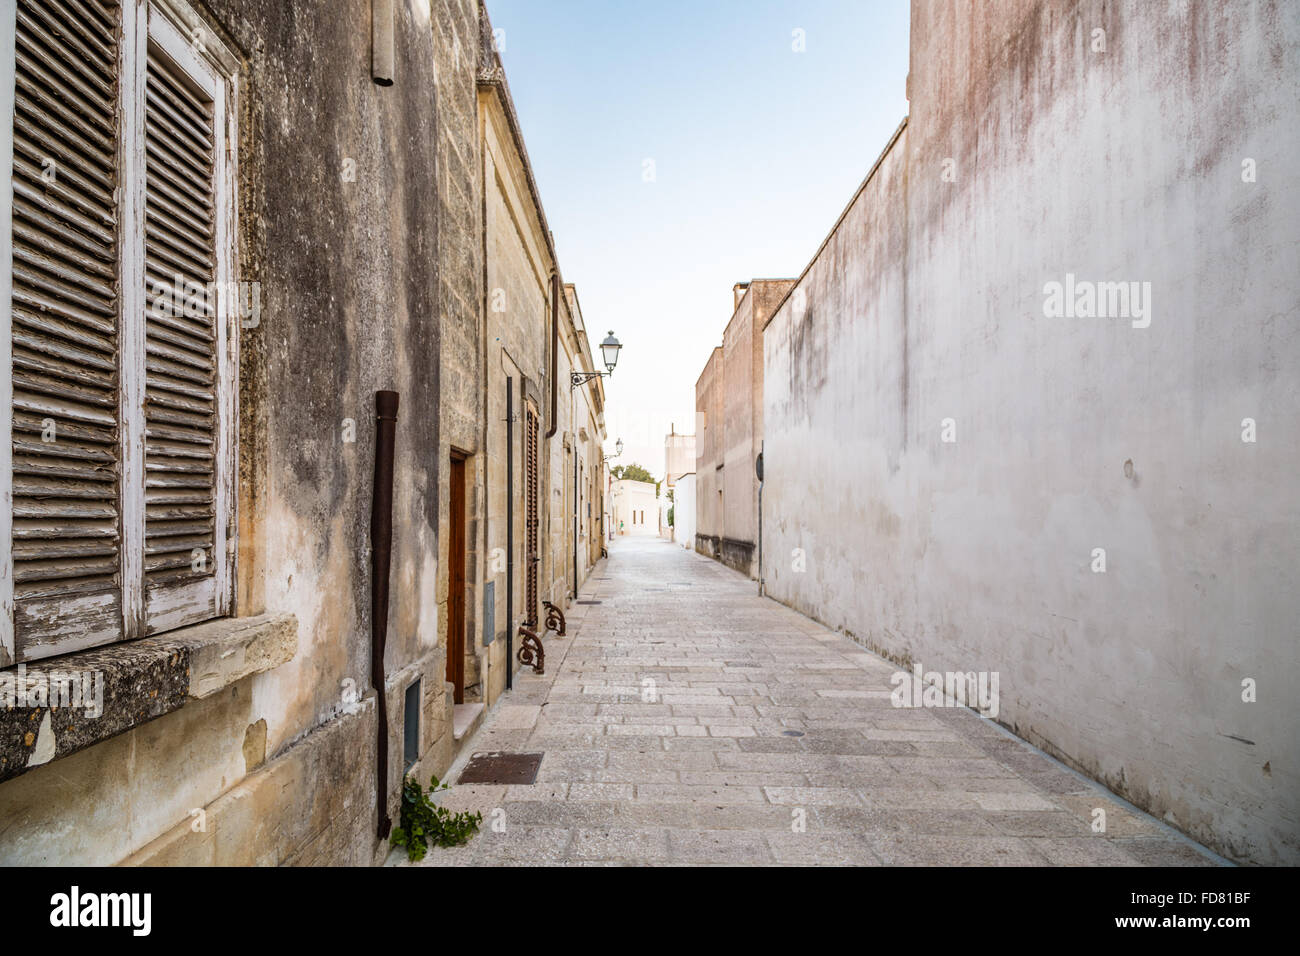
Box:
140 22 226 634
6 0 124 661
2 1 236 662
525 404 539 626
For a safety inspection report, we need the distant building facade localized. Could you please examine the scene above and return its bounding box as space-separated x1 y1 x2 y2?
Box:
673 474 696 551
664 428 695 487
610 479 658 537
693 280 794 577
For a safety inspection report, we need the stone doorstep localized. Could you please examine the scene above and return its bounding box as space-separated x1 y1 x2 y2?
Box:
0 613 298 784
453 702 486 741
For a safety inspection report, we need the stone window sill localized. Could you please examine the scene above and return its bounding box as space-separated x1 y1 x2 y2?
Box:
0 613 297 784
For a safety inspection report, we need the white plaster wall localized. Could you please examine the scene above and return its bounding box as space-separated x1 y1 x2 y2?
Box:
675 474 697 550
762 3 1300 865
611 479 659 537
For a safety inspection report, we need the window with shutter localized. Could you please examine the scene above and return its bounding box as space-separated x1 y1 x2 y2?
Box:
4 0 124 664
140 11 233 634
525 404 539 628
1 0 239 665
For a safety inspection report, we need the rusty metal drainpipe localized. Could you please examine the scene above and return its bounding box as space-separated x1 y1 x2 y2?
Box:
757 440 764 598
371 0 394 87
545 273 558 440
505 378 514 690
370 390 399 838
577 444 582 595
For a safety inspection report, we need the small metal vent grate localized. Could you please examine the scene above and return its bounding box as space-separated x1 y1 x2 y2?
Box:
457 751 544 785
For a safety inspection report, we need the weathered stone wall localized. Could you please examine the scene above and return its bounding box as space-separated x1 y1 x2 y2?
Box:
434 0 486 701
550 308 576 602
762 1 1300 864
721 289 757 574
563 286 607 588
1 0 451 865
480 81 563 698
696 280 793 577
1 0 608 866
694 348 722 555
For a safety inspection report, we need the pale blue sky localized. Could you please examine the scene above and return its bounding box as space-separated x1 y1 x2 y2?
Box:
485 0 912 476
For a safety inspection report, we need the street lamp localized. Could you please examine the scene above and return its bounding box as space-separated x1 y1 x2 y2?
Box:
603 437 624 463
599 331 622 372
572 330 622 390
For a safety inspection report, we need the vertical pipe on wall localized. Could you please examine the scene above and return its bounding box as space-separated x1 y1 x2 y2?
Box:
757 441 764 597
577 447 582 595
370 390 399 838
371 0 394 87
546 273 558 439
505 377 514 690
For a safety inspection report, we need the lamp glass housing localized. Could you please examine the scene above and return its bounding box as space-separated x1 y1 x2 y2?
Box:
600 331 621 372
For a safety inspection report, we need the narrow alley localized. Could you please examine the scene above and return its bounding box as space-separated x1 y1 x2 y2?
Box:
2 0 1294 907
409 538 1219 867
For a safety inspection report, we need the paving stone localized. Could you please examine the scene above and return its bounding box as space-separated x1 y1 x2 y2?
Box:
1022 837 1142 865
433 784 506 814
567 826 671 862
410 538 1220 868
970 791 1061 812
472 825 574 862
689 804 807 830
927 775 1039 793
678 771 808 788
662 736 741 752
1111 838 1218 866
766 831 883 865
613 802 702 828
667 829 773 864
501 800 619 828
705 725 757 737
860 789 983 811
504 783 568 802
763 786 864 807
494 705 542 729
1055 794 1167 837
869 834 1044 866
818 806 1000 835
567 783 636 802
635 783 768 805
986 811 1096 837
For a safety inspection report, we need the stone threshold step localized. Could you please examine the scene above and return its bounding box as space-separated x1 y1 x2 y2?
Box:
453 702 485 741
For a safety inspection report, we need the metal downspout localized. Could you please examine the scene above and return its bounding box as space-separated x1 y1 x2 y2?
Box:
370 390 399 838
506 377 514 690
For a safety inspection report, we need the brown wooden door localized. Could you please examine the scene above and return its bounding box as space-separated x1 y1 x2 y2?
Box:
524 405 539 627
447 453 467 703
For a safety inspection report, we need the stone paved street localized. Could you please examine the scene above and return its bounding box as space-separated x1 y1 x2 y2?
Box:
408 537 1221 867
